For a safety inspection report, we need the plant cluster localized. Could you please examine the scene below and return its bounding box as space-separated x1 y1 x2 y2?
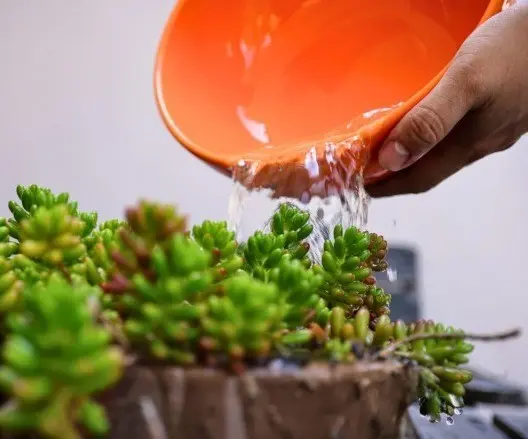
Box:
0 184 479 438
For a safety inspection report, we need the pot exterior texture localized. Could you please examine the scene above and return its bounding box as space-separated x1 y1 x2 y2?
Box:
98 361 419 439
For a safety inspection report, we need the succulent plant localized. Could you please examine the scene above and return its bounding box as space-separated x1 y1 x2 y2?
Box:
7 184 98 242
0 218 18 260
278 307 475 421
103 200 197 287
102 200 189 290
84 219 128 277
267 256 323 328
192 220 244 281
115 234 214 364
312 224 391 319
0 257 24 315
268 203 313 256
240 203 313 281
0 185 127 296
0 276 123 439
124 199 186 246
0 183 496 435
200 274 286 369
397 321 474 422
18 205 87 268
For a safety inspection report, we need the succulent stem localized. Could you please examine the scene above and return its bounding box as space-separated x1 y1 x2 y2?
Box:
376 327 521 360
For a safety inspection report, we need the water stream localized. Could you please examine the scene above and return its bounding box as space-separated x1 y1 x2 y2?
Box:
227 135 372 264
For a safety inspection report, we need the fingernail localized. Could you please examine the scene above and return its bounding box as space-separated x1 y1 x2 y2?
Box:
379 141 410 171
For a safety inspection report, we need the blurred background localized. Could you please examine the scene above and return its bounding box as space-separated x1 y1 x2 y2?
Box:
0 0 526 387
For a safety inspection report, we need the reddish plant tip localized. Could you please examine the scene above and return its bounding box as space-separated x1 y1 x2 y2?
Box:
124 208 142 232
142 268 157 283
212 285 226 296
118 228 141 252
124 206 137 219
211 248 222 264
309 322 327 342
231 361 246 376
152 206 167 222
214 267 228 280
158 219 186 241
199 337 217 351
101 273 132 294
110 250 137 273
364 275 376 285
135 249 151 269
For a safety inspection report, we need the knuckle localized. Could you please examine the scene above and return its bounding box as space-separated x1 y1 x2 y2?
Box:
406 105 447 151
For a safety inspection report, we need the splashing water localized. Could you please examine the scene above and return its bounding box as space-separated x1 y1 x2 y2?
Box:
422 412 461 425
227 174 251 242
227 136 371 262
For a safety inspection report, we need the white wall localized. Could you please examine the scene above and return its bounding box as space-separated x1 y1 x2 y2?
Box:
1 1 526 385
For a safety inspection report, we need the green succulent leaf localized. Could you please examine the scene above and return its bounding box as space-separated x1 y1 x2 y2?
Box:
0 277 123 439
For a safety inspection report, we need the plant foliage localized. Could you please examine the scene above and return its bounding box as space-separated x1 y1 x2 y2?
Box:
0 184 477 437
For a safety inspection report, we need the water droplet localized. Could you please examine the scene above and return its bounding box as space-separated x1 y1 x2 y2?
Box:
446 416 455 426
454 408 463 416
387 266 398 282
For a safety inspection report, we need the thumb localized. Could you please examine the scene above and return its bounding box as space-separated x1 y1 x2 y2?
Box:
378 62 478 172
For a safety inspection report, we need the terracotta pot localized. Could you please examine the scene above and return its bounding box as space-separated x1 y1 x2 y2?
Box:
97 361 419 439
154 0 508 197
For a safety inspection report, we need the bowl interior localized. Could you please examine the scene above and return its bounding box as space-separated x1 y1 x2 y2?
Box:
156 0 491 167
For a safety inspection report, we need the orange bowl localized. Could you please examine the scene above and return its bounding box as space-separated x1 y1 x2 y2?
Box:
154 0 506 197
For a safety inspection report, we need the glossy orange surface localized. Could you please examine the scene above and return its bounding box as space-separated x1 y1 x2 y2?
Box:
155 0 505 188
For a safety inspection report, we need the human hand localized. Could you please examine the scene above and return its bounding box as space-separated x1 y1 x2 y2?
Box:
368 1 528 198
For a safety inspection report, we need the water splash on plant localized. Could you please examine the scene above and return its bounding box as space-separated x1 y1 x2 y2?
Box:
227 135 371 264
